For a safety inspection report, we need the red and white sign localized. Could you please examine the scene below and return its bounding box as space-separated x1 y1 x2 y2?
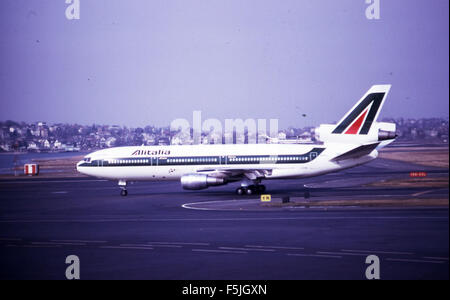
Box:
24 164 39 176
410 171 427 178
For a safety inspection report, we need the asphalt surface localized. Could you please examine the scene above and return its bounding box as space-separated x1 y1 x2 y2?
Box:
0 158 448 280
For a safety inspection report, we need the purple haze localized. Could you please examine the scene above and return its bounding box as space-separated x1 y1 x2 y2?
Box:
0 0 448 128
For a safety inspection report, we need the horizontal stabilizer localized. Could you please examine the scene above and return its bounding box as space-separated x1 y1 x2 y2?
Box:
331 143 379 162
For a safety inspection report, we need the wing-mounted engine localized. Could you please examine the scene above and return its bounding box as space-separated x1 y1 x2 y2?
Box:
180 174 227 190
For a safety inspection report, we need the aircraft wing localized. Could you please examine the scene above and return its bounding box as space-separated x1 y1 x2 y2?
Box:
195 168 273 181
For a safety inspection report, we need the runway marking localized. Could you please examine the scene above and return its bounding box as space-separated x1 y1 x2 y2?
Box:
218 246 275 252
287 253 342 259
147 244 183 248
0 238 22 241
317 251 368 257
0 215 447 223
386 258 446 264
32 241 86 246
245 245 305 250
0 179 108 184
422 257 449 261
182 198 450 212
23 245 61 248
120 243 156 248
50 239 107 244
181 200 253 211
192 249 247 254
303 178 380 188
378 194 409 198
147 242 210 246
100 246 154 250
411 189 439 197
341 249 414 255
181 199 273 212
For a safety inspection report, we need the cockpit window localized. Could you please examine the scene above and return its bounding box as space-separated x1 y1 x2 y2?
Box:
84 157 92 163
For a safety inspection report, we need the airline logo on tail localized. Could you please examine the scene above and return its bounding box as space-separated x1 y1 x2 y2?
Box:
332 85 391 135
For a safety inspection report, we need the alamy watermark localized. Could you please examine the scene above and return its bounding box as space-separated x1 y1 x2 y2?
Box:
65 0 80 20
170 111 279 145
65 1 381 21
365 255 380 280
65 255 80 280
365 0 381 20
64 253 380 279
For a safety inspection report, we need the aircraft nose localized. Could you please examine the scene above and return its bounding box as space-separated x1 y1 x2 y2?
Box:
76 161 84 173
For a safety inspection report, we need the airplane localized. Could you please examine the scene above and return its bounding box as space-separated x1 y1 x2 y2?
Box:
77 85 397 196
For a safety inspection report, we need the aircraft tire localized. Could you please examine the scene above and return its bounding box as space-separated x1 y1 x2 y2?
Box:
236 187 245 195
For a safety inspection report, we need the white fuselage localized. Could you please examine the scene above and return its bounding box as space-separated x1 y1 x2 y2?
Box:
76 142 378 181
76 84 396 194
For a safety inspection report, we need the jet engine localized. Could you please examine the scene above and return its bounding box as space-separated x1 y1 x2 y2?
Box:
376 122 397 141
180 174 226 190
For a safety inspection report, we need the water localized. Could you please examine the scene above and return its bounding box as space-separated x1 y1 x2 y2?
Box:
0 152 88 175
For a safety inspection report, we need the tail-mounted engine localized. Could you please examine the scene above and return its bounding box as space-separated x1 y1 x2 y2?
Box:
315 122 396 144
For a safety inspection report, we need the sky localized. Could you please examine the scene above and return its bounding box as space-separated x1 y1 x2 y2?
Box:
0 0 448 128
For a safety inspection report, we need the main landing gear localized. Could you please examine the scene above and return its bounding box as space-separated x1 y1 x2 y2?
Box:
235 185 266 196
118 180 128 196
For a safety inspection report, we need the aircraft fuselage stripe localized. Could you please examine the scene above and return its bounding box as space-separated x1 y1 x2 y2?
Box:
78 148 325 167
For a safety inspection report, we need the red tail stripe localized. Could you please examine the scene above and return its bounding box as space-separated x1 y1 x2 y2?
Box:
345 109 368 134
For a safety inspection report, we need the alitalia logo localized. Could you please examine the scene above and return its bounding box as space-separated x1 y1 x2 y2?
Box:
332 92 385 135
132 149 171 156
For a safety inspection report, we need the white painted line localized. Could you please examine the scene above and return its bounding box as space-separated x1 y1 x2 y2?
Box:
287 253 342 259
1 216 447 223
182 200 254 211
181 203 216 211
422 257 449 261
0 179 108 184
412 189 436 197
317 251 368 257
378 194 409 198
120 243 156 248
100 246 154 250
192 249 247 254
32 241 86 246
341 249 414 255
147 242 210 246
147 244 183 248
23 245 61 248
386 258 445 264
50 239 107 244
245 245 305 250
218 246 275 252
